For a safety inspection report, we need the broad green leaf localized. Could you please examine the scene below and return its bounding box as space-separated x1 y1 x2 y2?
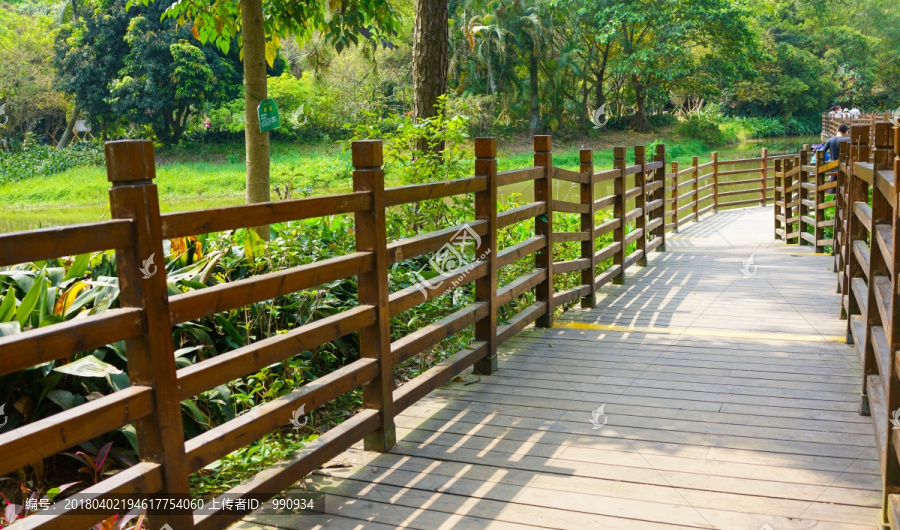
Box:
47 389 86 410
0 287 15 322
63 254 91 281
16 271 44 326
0 321 21 337
54 355 123 378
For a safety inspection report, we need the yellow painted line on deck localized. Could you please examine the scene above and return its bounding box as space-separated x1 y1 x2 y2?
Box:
553 321 845 343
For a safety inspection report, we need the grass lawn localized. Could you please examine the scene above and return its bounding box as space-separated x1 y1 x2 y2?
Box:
0 130 817 232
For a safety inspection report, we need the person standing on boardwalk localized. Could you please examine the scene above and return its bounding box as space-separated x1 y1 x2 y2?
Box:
849 104 861 118
817 123 850 162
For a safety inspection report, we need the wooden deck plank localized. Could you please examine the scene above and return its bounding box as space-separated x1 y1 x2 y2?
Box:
243 207 880 529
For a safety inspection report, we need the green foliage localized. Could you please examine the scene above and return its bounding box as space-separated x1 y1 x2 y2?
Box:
0 7 68 137
0 142 104 184
676 113 732 148
107 2 242 143
345 96 471 186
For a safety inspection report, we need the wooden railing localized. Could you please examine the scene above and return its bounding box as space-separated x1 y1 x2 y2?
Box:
830 121 900 527
822 111 896 143
773 146 838 250
1 136 683 529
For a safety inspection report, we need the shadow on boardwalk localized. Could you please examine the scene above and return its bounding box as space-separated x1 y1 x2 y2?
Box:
236 206 880 530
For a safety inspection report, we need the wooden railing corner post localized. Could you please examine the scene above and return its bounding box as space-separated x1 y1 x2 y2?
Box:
711 152 719 213
635 145 648 266
761 147 769 206
351 139 396 452
474 137 499 374
654 143 667 252
613 146 627 284
580 148 597 308
105 140 193 530
534 135 554 327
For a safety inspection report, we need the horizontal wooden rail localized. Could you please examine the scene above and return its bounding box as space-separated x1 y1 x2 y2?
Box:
161 193 371 238
191 409 381 530
0 220 135 268
384 176 487 207
497 236 546 268
0 308 144 376
387 220 488 265
184 357 379 472
176 305 376 400
497 167 543 187
392 302 489 366
497 201 546 229
0 386 154 477
169 252 373 324
389 261 488 316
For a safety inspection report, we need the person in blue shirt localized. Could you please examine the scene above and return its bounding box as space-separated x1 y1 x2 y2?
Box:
817 124 850 162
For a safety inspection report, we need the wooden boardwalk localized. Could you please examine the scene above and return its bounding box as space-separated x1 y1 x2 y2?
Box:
237 207 881 530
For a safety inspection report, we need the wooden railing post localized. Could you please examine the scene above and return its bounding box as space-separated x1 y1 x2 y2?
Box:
654 143 667 252
635 145 648 265
798 148 810 246
785 157 798 244
813 154 824 253
613 146 627 284
836 141 851 280
351 140 395 452
534 135 554 327
712 152 719 212
761 147 768 206
474 137 499 375
691 156 699 221
580 148 597 308
774 158 783 239
105 140 192 530
671 161 679 233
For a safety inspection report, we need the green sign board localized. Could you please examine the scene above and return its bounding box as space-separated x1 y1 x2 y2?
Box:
257 99 281 133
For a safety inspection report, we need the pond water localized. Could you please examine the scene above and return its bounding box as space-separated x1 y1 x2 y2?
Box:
1 136 818 233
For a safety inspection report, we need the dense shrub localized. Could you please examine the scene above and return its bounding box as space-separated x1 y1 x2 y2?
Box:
0 142 105 183
676 113 732 147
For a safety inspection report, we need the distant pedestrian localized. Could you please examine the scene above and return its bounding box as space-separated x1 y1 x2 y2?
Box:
817 123 850 162
828 106 838 118
849 105 861 119
204 116 211 131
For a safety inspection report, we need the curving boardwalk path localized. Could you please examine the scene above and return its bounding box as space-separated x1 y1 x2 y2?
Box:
236 207 880 530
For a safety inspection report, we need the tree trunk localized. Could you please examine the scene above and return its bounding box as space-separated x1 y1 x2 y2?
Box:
528 49 540 133
242 0 271 239
630 74 650 132
56 104 80 150
412 0 449 122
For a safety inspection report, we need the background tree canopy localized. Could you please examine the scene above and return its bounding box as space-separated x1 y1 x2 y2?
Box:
0 0 897 145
